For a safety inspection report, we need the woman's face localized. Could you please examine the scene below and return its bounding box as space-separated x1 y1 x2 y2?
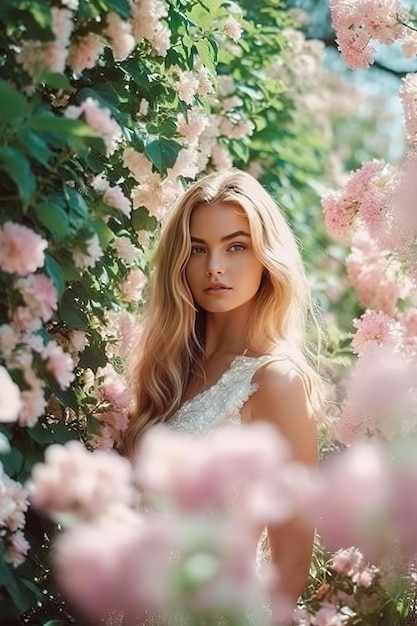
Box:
185 202 264 314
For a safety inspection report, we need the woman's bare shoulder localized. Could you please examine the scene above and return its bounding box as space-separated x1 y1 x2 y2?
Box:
248 356 317 462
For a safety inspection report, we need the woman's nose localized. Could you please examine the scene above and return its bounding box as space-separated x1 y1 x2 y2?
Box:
206 253 225 276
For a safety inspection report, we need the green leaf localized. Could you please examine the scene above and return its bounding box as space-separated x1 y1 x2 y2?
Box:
78 341 108 370
17 130 51 167
0 447 24 476
0 80 29 123
194 39 217 73
43 621 65 626
40 71 73 92
145 136 180 173
64 186 89 224
45 253 66 299
0 146 35 202
103 0 131 19
30 419 79 444
34 201 70 242
27 114 99 138
59 293 91 332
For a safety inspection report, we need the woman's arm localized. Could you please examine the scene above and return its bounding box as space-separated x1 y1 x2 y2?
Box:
248 361 318 622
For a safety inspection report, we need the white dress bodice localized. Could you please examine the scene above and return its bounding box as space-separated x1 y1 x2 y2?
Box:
168 353 286 434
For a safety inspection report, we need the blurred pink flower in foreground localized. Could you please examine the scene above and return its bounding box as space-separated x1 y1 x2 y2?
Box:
0 222 47 276
334 346 417 444
29 440 133 523
30 423 316 622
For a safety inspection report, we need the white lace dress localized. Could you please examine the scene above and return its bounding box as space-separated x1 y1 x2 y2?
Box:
106 354 285 626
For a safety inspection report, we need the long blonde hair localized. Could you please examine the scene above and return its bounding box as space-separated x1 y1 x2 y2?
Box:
122 169 322 456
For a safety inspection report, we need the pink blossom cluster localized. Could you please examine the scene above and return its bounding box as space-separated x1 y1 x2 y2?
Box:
321 160 390 242
92 173 132 218
29 440 133 522
346 231 412 316
104 12 135 62
31 423 316 621
176 109 209 145
0 222 47 276
399 73 417 145
131 0 170 56
120 267 147 301
317 437 417 565
122 148 184 219
351 309 402 357
330 0 410 69
72 233 104 270
16 7 74 76
67 33 105 74
103 309 137 359
334 345 417 444
89 364 130 449
0 466 30 567
65 97 122 154
223 16 243 43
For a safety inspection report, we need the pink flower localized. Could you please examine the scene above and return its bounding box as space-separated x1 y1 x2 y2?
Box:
5 530 30 568
122 148 154 181
17 273 58 322
53 509 174 619
11 306 41 333
19 385 46 427
0 367 22 423
338 347 417 442
177 110 209 145
175 70 199 105
65 98 122 154
103 184 132 217
223 16 243 42
313 602 349 626
120 267 147 301
133 423 307 524
29 440 133 522
67 33 105 74
330 0 408 69
351 310 402 357
97 366 130 410
104 309 137 358
168 147 199 179
43 341 75 390
316 442 390 561
0 473 28 532
72 234 104 270
0 222 47 276
114 237 139 264
105 12 135 61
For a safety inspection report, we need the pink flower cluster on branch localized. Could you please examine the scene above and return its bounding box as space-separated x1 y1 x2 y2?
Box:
330 0 414 69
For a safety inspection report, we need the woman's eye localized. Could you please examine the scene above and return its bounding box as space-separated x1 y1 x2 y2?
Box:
229 243 245 252
191 246 205 254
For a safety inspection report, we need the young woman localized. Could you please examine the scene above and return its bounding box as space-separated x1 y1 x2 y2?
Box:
121 168 321 623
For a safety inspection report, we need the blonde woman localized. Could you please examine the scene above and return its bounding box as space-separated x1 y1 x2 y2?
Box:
122 169 320 622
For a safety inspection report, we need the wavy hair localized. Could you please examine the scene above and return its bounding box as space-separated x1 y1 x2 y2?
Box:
121 169 323 456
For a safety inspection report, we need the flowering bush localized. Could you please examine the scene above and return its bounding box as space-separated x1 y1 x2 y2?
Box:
0 0 346 622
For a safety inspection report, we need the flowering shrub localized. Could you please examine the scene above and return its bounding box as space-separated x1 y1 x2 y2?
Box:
0 0 346 622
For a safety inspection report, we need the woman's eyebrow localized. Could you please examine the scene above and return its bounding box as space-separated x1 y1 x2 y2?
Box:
190 230 251 243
